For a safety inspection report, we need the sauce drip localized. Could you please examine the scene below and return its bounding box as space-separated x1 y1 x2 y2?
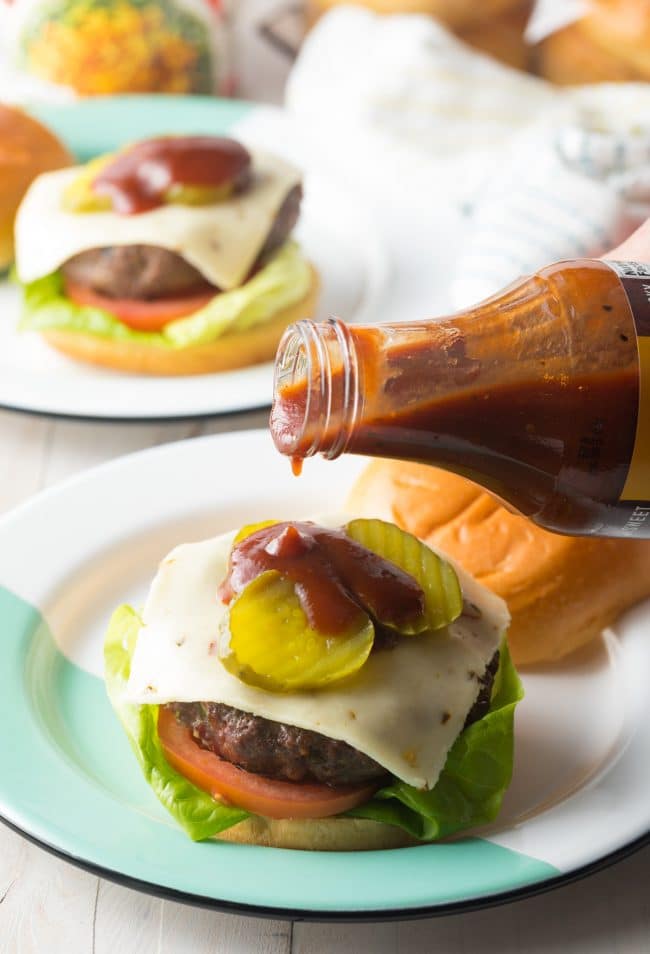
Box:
93 136 252 215
218 521 424 636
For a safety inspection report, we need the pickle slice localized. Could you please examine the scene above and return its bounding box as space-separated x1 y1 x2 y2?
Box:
62 155 115 213
224 570 375 692
233 520 279 546
165 182 235 206
345 518 462 633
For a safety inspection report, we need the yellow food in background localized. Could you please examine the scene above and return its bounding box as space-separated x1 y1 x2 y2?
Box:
25 2 213 95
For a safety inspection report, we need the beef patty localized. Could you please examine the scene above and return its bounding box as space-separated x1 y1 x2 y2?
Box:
167 650 500 788
62 184 302 300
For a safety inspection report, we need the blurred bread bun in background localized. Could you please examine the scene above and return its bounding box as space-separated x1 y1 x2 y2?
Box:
307 0 525 30
536 0 650 84
347 460 650 666
307 0 532 69
0 104 72 271
456 3 532 71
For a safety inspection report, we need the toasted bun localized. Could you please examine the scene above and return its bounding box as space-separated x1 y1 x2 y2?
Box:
458 5 532 72
308 0 523 31
0 104 72 271
347 460 650 666
42 266 319 375
580 0 650 76
536 1 650 85
536 22 643 84
214 815 416 851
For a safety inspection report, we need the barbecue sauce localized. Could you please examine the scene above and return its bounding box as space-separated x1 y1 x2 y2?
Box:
271 259 650 537
218 521 425 636
93 136 251 214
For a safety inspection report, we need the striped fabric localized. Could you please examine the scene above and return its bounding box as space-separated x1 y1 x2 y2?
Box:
288 6 650 308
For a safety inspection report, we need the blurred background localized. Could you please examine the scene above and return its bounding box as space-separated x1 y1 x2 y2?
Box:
3 0 650 315
2 0 650 103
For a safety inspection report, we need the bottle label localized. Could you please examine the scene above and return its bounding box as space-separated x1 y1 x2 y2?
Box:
605 261 650 531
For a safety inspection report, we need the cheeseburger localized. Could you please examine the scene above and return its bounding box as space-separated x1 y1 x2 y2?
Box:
105 516 522 850
15 135 318 374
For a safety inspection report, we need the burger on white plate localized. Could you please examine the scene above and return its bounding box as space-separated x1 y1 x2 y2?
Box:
105 515 522 850
15 134 318 375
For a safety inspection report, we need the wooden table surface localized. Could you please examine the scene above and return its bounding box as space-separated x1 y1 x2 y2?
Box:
0 408 648 953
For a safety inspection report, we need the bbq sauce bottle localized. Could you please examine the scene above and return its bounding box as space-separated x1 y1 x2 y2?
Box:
270 259 650 538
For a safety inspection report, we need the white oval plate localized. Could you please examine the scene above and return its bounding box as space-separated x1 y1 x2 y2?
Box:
0 430 647 919
0 97 388 422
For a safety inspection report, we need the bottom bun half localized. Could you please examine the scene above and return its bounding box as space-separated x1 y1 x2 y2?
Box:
347 460 650 666
214 815 416 851
43 266 319 376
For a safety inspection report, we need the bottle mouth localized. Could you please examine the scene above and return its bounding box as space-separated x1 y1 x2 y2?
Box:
271 318 359 460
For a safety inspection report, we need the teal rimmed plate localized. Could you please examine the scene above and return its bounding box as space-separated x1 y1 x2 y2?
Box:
0 431 648 919
0 96 388 421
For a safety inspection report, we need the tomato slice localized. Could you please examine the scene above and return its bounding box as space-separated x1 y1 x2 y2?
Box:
157 707 379 820
63 278 216 332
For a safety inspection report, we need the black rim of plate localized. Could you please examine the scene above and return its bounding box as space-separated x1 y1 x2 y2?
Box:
0 400 271 425
1 812 648 923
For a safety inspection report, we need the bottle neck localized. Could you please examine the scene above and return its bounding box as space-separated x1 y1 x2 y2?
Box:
272 318 363 461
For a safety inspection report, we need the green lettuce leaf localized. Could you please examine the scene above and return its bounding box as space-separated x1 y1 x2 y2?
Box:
347 639 524 840
20 241 311 349
104 605 249 841
105 606 523 843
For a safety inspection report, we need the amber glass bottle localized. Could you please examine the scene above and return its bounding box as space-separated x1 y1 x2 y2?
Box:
271 259 650 538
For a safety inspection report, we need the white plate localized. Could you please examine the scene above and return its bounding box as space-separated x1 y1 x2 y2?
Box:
0 97 388 421
0 430 647 918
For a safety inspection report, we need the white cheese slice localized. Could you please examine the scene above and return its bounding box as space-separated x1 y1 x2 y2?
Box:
126 519 509 790
15 149 301 290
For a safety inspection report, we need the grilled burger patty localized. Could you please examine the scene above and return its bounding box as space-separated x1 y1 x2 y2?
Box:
61 184 302 300
167 651 500 788
169 701 388 787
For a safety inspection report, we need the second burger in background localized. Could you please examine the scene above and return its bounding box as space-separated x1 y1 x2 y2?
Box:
14 135 318 374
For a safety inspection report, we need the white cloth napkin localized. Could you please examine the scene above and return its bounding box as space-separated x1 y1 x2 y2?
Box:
287 6 650 309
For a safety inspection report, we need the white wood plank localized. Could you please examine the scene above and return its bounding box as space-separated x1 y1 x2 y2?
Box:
395 846 650 954
293 921 398 954
41 420 203 487
0 824 96 953
94 881 162 954
160 904 291 954
507 849 650 954
0 410 51 512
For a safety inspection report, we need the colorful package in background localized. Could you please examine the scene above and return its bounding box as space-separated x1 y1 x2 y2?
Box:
0 0 232 96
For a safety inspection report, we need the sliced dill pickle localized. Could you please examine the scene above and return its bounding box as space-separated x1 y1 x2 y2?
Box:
165 182 235 206
345 518 462 633
62 154 115 213
233 520 279 546
225 570 375 692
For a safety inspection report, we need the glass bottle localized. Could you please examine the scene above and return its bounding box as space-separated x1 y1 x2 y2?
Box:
271 259 650 538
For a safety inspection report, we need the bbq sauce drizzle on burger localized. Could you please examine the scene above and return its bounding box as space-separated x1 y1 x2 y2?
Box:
91 136 253 215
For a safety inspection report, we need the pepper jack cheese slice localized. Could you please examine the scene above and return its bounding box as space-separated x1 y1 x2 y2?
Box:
14 149 301 290
126 520 509 791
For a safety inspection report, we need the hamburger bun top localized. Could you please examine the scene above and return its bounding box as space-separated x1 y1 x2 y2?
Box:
0 103 73 271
